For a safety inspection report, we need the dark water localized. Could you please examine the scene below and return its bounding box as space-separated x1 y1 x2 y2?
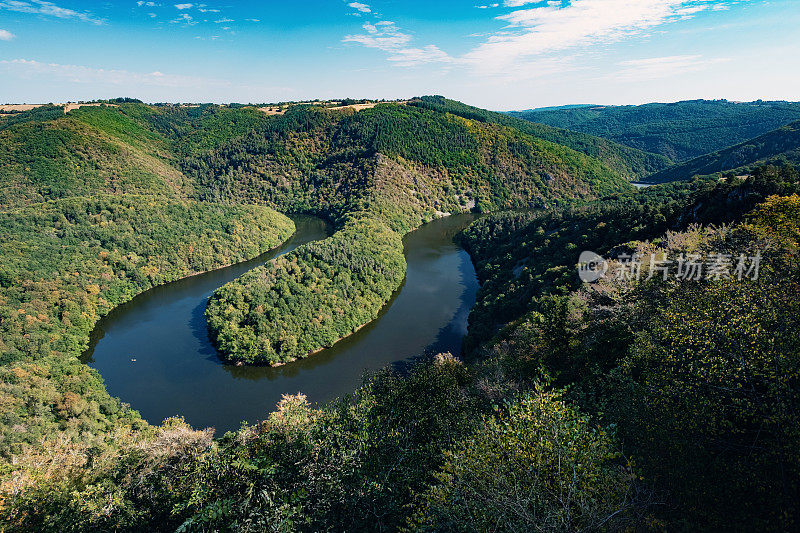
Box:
84 214 478 433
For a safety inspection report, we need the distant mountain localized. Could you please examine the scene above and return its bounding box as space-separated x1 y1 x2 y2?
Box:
509 99 800 162
519 104 596 112
409 96 671 179
646 120 800 183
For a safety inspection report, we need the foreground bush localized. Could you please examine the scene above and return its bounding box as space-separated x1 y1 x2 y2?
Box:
410 388 643 532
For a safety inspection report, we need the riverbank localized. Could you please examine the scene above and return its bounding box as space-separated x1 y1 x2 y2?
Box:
85 214 477 432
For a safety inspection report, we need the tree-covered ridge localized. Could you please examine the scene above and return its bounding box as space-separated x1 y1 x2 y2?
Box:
0 196 294 453
409 95 671 179
207 216 405 364
646 119 800 183
0 105 193 208
183 103 631 214
459 164 800 351
512 99 800 162
198 102 634 364
135 103 274 156
456 165 800 528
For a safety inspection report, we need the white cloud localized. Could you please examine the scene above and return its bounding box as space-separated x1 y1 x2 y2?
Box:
387 45 453 67
345 21 411 50
0 58 232 88
0 1 104 24
465 0 744 73
174 3 192 9
0 28 15 40
612 54 730 81
348 2 371 13
136 1 161 6
343 20 453 67
171 12 197 25
342 0 741 74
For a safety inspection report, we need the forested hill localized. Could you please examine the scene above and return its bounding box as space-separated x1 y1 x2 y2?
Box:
0 104 193 207
183 101 636 364
3 98 800 531
0 98 637 445
408 95 670 178
646 119 800 183
0 99 646 210
511 99 800 162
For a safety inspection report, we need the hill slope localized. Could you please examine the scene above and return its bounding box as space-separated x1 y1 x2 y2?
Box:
409 96 670 178
0 98 636 444
194 102 636 364
511 99 800 162
647 120 800 183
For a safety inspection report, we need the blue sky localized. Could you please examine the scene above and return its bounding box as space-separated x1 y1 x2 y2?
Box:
0 0 798 109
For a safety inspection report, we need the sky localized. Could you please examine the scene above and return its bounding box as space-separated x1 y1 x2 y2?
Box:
0 0 798 110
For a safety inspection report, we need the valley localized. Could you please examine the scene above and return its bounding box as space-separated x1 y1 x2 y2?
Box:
1 96 799 531
84 214 478 433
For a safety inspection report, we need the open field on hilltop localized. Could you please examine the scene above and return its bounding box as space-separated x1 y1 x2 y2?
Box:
0 103 118 114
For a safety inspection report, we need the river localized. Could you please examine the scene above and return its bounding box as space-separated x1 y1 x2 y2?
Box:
83 214 478 433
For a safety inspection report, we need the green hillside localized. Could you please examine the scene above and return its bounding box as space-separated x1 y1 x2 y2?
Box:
409 95 671 178
194 102 635 364
512 99 800 162
455 166 800 529
0 98 635 444
7 161 798 531
647 119 800 183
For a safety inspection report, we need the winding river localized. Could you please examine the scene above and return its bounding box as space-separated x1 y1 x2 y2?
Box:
83 214 478 433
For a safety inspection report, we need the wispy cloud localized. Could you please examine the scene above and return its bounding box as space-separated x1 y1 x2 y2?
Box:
465 0 744 73
0 28 15 40
0 58 231 88
342 0 744 76
171 12 197 25
343 20 453 67
139 2 230 30
611 54 730 81
348 2 371 13
0 0 104 24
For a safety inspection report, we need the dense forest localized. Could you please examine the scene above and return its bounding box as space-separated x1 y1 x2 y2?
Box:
189 102 634 364
0 195 294 453
409 96 671 178
1 98 799 531
647 119 800 183
512 99 800 162
457 167 800 529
